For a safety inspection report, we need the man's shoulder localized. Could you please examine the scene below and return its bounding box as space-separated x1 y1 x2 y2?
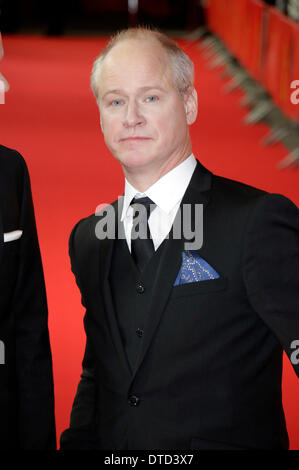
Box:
212 173 267 202
193 160 268 208
0 145 29 203
211 172 298 221
0 144 26 172
69 198 120 243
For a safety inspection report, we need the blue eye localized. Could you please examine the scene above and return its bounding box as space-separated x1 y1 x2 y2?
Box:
145 96 158 103
111 100 123 106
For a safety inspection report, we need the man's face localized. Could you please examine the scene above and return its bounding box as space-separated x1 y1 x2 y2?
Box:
96 39 197 174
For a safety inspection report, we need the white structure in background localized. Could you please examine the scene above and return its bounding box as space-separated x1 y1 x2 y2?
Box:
128 0 138 15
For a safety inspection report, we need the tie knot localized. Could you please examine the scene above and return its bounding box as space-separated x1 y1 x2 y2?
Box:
130 196 156 220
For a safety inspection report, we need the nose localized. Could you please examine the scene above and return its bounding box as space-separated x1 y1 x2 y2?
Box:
123 99 145 128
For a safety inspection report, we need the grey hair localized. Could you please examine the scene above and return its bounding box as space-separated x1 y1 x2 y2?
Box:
90 27 194 101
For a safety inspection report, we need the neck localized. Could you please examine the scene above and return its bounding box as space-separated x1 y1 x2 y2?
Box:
122 147 192 193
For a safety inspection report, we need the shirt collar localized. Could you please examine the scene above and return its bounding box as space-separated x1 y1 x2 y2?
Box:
121 154 197 221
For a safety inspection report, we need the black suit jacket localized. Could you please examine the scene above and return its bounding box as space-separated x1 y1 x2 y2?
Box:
0 145 56 449
60 160 299 450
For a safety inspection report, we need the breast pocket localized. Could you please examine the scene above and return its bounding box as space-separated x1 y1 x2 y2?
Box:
171 277 228 298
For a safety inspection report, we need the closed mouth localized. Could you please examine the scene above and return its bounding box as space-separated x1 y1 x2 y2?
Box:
119 136 151 142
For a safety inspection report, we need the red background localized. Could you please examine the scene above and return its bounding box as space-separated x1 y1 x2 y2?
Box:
0 35 298 449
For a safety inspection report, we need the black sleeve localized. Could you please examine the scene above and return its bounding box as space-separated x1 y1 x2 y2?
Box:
59 221 98 450
243 193 299 377
12 153 56 449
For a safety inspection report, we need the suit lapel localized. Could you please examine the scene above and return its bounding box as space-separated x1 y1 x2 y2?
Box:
131 160 213 380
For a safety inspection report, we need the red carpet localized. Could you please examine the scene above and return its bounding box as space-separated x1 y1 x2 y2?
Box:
1 35 298 449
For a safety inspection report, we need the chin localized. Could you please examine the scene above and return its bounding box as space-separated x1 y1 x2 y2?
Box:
116 151 154 170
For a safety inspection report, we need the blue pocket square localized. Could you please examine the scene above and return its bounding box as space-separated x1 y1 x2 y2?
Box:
174 250 220 286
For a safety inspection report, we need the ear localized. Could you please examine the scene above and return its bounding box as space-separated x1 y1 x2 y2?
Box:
184 87 198 125
99 107 104 132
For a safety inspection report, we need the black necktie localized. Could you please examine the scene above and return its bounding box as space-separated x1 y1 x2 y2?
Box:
130 196 156 272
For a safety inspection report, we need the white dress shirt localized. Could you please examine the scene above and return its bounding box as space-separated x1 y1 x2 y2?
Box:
120 154 197 252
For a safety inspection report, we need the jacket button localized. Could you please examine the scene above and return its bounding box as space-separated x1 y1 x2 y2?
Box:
136 328 143 337
136 283 145 294
128 395 140 406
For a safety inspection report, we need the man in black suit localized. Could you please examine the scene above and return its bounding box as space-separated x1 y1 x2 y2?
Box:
0 144 56 449
60 28 299 450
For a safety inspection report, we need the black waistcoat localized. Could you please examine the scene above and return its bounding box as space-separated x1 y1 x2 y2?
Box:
109 235 167 373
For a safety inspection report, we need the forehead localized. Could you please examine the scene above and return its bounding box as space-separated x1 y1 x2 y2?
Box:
97 39 174 95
